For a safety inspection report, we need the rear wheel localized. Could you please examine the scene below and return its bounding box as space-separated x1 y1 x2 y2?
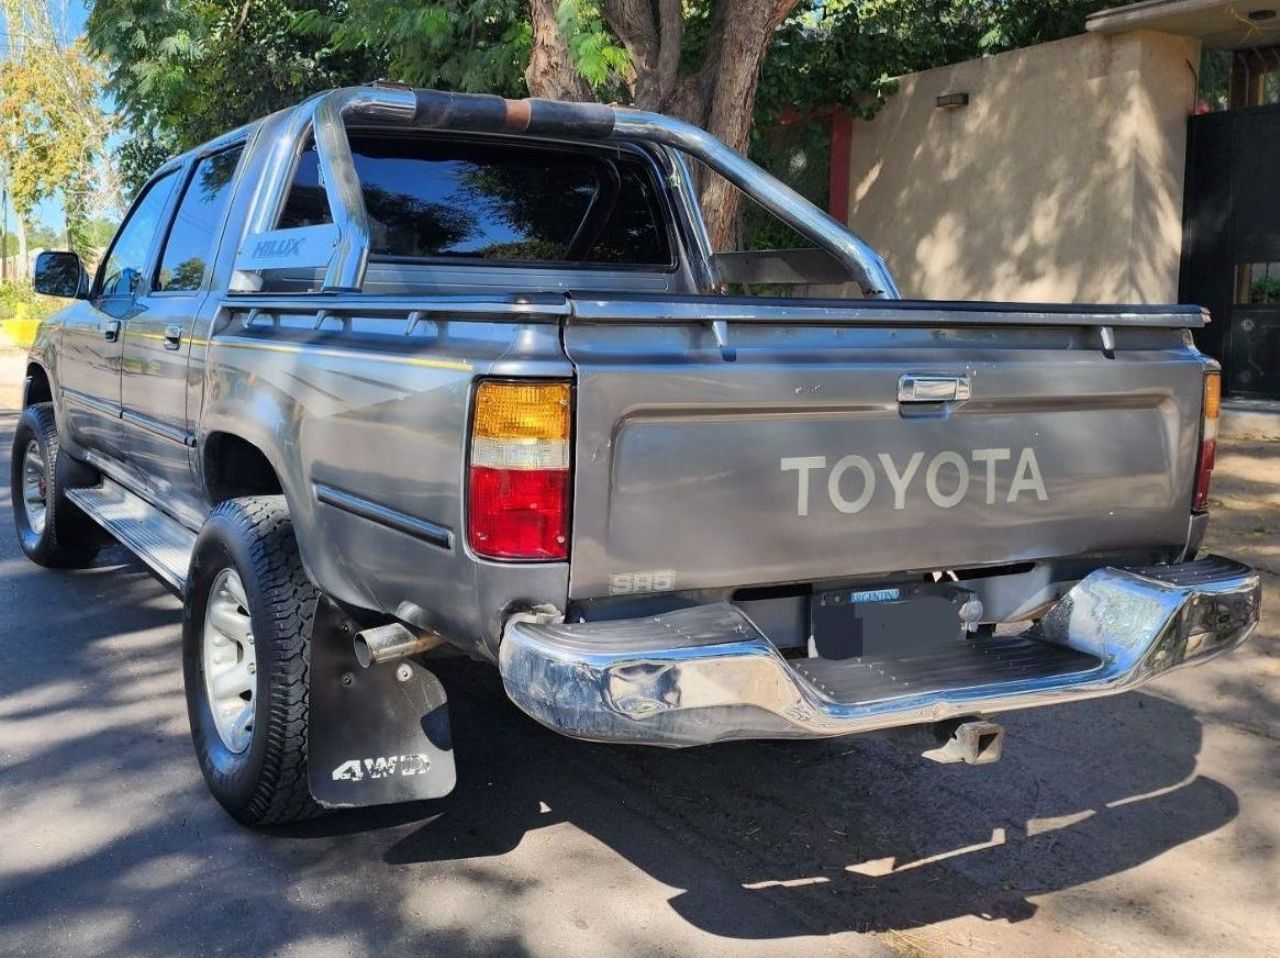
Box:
10 403 103 567
183 496 322 825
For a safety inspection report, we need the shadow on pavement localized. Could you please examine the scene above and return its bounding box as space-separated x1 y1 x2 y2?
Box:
353 658 1238 938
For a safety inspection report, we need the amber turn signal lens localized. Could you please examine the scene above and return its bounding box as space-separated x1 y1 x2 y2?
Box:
1193 370 1221 513
1202 370 1221 422
472 381 570 441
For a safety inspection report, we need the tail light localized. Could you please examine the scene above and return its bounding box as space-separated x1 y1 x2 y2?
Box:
468 380 571 560
1192 370 1220 513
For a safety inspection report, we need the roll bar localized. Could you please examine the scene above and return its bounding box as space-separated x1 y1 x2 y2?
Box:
231 86 901 299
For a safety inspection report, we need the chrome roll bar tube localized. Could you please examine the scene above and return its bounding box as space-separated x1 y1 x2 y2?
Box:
609 108 899 298
232 86 900 299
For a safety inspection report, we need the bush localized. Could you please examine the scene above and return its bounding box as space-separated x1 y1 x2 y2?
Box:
0 282 61 349
0 281 59 322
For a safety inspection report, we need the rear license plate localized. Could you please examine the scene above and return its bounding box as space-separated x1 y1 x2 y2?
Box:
810 587 962 660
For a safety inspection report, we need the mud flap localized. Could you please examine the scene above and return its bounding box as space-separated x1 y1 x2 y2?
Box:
307 599 457 808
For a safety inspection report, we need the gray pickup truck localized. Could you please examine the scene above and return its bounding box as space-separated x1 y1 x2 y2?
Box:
12 85 1261 826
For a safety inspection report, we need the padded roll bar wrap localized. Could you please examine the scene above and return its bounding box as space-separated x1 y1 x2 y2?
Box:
412 90 513 131
524 99 616 138
410 90 616 138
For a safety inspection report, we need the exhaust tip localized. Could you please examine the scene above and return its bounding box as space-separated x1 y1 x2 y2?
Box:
353 622 444 668
353 634 375 669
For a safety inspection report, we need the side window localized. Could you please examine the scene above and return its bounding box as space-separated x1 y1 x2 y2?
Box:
98 172 178 298
157 146 245 292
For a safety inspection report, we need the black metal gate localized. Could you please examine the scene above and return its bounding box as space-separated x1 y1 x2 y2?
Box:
1182 105 1280 399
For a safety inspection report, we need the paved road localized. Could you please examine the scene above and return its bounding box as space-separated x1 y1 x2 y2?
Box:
1 357 1277 957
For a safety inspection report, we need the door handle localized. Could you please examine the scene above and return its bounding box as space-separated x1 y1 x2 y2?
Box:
163 325 183 351
898 374 971 403
100 319 121 343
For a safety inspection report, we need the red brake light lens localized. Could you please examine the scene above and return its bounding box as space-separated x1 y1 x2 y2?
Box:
468 467 569 559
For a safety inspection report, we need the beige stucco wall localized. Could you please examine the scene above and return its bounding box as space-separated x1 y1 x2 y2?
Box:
846 30 1201 303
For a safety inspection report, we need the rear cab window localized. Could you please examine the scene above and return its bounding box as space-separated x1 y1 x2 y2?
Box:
156 145 245 292
278 134 674 270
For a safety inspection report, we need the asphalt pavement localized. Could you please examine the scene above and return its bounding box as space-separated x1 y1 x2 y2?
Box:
0 353 1276 958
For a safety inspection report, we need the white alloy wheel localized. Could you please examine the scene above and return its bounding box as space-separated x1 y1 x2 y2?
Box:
202 568 257 753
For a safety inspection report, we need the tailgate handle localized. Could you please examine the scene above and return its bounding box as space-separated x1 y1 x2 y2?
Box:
898 374 970 403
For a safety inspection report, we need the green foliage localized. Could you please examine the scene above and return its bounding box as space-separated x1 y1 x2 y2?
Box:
82 217 120 250
758 0 1126 130
0 280 60 321
555 1 629 94
1250 275 1280 304
90 0 548 190
294 0 532 94
28 224 62 248
88 0 383 192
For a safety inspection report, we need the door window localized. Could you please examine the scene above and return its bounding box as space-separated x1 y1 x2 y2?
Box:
97 171 178 298
157 146 245 292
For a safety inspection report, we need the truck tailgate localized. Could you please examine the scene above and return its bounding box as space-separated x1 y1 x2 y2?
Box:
563 300 1207 599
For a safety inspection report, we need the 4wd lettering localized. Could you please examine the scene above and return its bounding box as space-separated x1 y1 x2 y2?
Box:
331 754 432 782
251 237 304 259
780 447 1048 517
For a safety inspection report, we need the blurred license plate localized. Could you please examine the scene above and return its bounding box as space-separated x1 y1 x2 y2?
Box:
810 587 961 660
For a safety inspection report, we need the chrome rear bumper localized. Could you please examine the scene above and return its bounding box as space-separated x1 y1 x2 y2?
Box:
499 556 1260 747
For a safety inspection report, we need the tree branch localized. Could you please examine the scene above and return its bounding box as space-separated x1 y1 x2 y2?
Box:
525 0 593 101
654 0 682 105
696 0 802 250
601 0 660 106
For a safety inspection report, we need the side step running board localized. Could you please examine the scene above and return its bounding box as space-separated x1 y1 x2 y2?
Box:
67 479 197 592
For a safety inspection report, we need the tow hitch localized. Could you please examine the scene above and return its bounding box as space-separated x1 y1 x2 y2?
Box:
921 718 1005 766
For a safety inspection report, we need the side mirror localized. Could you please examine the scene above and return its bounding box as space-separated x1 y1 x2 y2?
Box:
33 250 89 299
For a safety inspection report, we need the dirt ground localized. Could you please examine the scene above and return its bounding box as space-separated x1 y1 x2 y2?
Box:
0 351 1276 958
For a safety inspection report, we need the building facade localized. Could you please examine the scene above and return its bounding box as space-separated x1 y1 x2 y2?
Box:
838 0 1280 400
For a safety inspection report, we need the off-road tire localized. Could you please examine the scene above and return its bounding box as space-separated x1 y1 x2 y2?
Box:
11 402 103 567
183 495 322 826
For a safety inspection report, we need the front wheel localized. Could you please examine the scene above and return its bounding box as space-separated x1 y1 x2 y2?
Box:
182 496 322 826
10 403 103 567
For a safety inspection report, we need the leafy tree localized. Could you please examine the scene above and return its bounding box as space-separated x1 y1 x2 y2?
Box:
1 0 120 267
88 0 382 192
87 0 1131 243
294 0 532 94
0 57 94 268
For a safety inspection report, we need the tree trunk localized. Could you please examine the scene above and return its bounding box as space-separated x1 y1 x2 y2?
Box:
0 176 8 284
677 0 798 251
528 0 799 251
525 0 593 101
14 213 28 283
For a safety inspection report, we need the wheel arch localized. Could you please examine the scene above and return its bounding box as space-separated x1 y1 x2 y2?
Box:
194 422 379 613
22 362 53 409
201 431 285 505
